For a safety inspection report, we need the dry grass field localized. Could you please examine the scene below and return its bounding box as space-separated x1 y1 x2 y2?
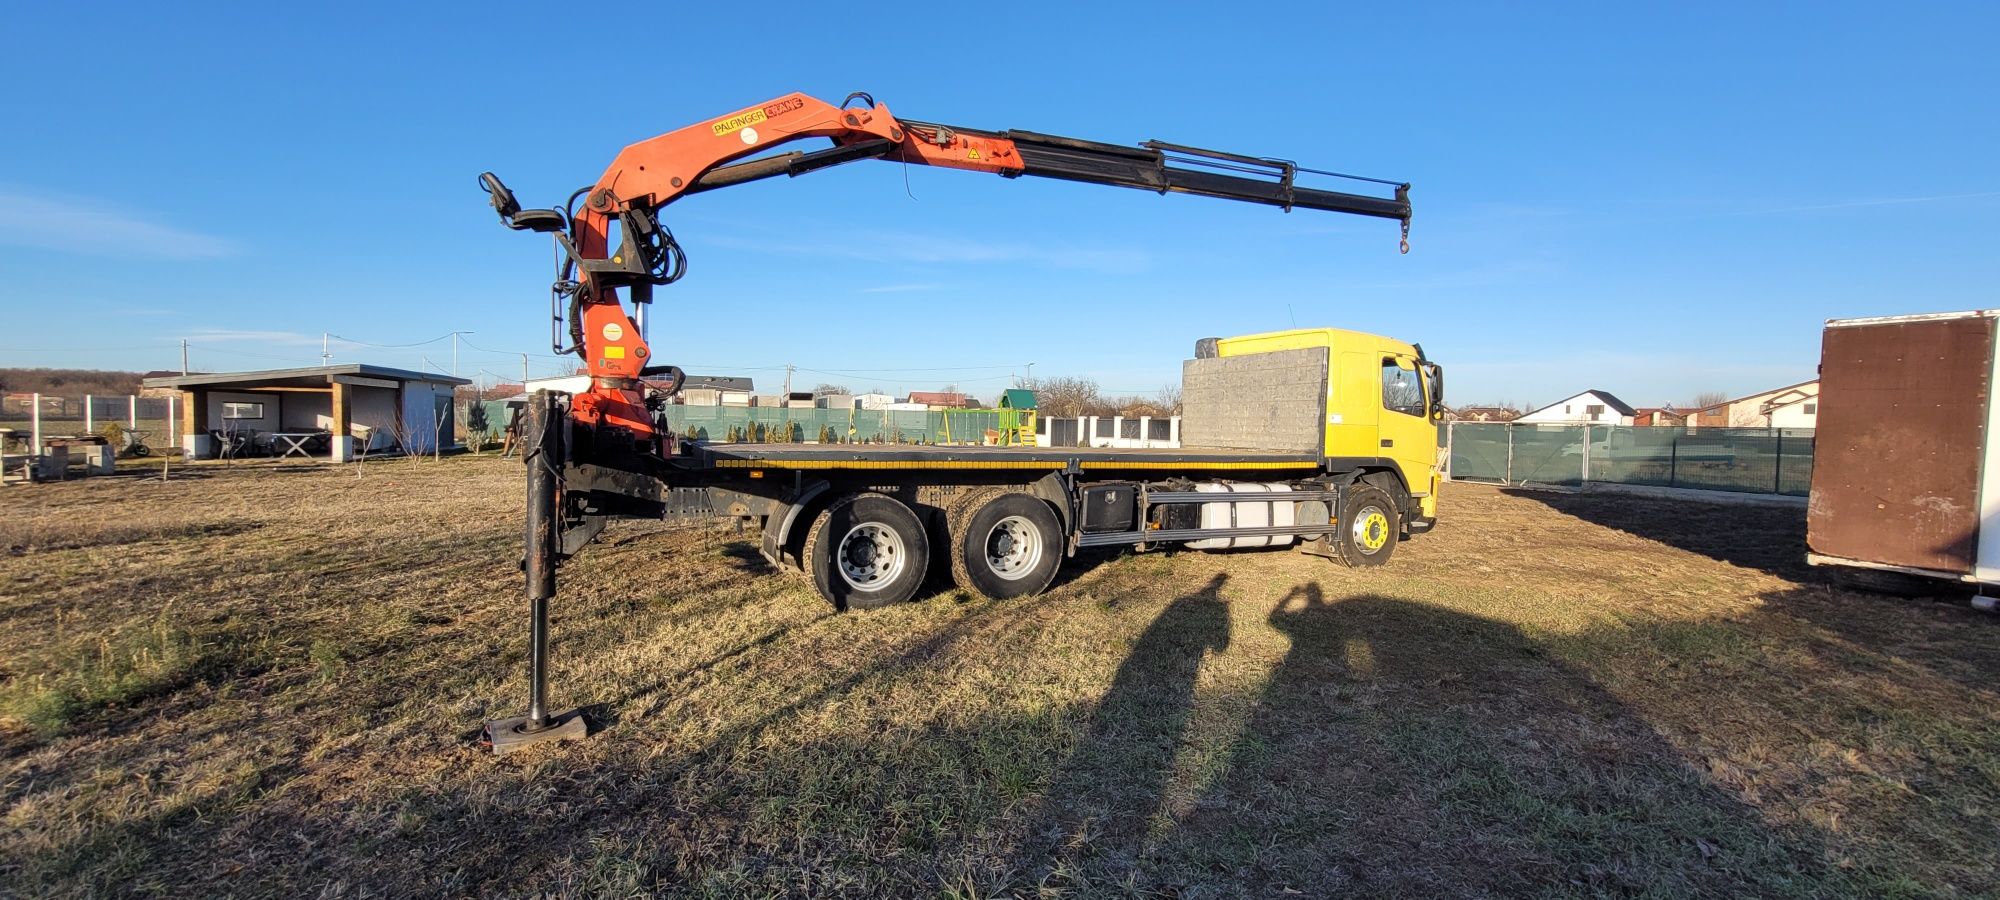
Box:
2 456 1996 897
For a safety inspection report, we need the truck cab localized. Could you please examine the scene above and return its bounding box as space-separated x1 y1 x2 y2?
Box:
1188 327 1444 528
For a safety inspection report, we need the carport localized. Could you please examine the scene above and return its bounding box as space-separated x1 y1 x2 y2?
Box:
140 365 470 461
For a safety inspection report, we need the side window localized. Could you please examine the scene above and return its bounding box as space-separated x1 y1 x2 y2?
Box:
1381 358 1424 417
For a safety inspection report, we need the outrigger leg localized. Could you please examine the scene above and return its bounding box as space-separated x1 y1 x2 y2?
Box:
484 392 589 754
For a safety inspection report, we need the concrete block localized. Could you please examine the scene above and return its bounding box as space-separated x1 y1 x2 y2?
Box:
1181 348 1328 452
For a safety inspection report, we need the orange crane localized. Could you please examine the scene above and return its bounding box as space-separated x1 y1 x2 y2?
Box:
477 91 1412 752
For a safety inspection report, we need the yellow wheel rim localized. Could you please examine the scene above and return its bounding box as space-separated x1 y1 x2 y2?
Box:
1354 508 1390 553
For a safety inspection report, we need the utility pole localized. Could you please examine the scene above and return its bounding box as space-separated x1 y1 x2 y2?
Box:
521 354 529 386
1025 362 1035 387
181 339 189 376
451 331 474 377
322 332 331 366
782 363 795 397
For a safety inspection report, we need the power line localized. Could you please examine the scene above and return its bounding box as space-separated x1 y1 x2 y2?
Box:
457 334 572 359
326 331 455 349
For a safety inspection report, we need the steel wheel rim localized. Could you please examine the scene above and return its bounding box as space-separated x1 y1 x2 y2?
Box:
837 522 906 590
985 515 1044 581
1352 505 1390 554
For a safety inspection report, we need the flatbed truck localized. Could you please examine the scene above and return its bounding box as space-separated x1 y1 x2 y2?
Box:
540 326 1444 611
475 90 1426 750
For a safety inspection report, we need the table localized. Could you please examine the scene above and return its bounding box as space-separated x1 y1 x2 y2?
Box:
269 431 331 459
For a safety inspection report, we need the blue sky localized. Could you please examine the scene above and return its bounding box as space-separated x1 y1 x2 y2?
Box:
2 2 1994 408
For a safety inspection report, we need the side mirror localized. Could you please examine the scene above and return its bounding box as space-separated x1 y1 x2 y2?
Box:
1426 363 1445 421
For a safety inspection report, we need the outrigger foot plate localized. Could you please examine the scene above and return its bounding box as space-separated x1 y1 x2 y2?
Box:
483 709 588 755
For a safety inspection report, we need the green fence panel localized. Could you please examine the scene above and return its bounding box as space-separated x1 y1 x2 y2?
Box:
1447 423 1512 482
1776 429 1814 496
655 406 1009 445
1510 425 1585 485
1452 423 1814 496
1588 426 1682 488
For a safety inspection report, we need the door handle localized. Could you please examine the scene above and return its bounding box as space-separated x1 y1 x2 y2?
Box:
1380 439 1394 447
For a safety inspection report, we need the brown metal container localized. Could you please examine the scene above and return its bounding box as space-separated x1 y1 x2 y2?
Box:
1808 311 1997 579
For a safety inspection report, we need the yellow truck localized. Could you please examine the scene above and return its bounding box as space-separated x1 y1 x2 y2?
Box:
546 326 1444 611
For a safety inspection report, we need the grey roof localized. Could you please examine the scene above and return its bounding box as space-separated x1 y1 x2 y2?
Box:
140 364 471 390
683 375 753 392
1521 389 1638 419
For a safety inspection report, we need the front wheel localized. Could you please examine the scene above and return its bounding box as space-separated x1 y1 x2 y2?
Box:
949 490 1063 600
1335 484 1400 568
804 493 931 611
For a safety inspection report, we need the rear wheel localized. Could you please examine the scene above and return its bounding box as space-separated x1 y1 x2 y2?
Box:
804 493 931 611
949 490 1063 600
1335 483 1399 568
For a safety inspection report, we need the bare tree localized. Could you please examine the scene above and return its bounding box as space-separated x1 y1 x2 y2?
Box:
811 383 851 397
1155 383 1183 416
1034 376 1101 418
1687 391 1729 410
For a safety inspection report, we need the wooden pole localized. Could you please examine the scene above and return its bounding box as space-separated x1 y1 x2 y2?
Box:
331 381 352 462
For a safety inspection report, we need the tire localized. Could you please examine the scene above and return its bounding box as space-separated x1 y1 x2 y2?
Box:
948 491 1063 600
803 493 931 611
132 445 151 458
1335 483 1399 568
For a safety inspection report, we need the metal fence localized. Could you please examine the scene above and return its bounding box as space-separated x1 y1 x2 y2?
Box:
1443 423 1814 496
662 407 1020 443
1 393 177 453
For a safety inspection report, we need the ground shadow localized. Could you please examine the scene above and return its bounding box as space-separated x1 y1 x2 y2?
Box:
1007 573 1232 875
1759 585 1998 696
1140 586 1846 896
1504 487 1814 580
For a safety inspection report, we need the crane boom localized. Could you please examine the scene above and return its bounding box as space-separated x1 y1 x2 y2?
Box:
479 90 1411 449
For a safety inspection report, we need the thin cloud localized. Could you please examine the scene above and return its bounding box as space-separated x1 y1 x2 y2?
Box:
0 189 238 260
857 282 947 294
705 228 1149 274
183 328 323 346
1732 190 2000 216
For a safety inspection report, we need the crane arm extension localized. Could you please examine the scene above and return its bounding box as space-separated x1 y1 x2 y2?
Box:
508 91 1408 426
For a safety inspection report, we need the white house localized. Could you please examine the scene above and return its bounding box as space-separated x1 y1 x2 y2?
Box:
1765 390 1821 429
854 393 896 410
1684 379 1819 428
1515 390 1638 426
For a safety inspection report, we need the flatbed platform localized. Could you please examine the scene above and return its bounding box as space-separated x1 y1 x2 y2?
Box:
684 443 1322 473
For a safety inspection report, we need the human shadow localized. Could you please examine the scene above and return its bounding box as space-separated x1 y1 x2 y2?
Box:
1143 585 1848 897
1504 487 1813 580
1758 585 1998 697
1008 573 1232 879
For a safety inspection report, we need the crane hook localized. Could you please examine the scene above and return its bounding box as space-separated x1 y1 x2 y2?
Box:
1399 219 1411 255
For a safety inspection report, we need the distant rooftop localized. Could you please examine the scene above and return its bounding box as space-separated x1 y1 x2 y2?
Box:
141 364 471 390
